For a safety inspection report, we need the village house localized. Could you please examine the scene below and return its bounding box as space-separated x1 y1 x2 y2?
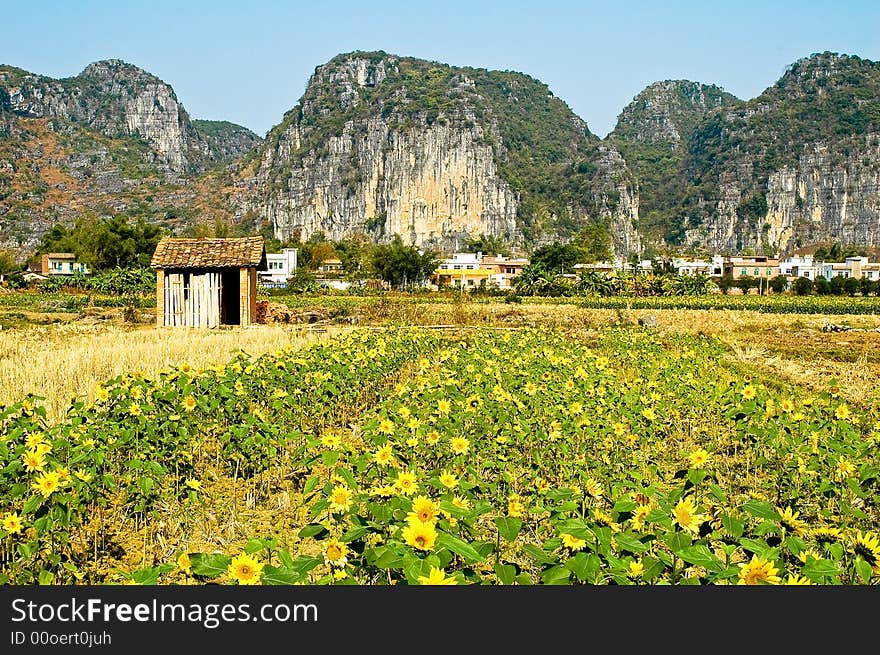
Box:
670 255 725 276
150 236 267 328
482 255 530 290
316 257 344 276
41 253 90 276
573 261 617 275
820 256 880 281
722 256 781 280
433 252 532 290
779 255 820 280
259 248 298 287
434 252 495 289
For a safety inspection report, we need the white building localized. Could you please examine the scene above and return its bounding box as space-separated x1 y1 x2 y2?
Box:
779 255 821 280
672 258 714 276
41 253 90 276
814 257 880 281
259 248 298 286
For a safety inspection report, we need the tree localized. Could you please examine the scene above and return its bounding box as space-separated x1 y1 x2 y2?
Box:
531 243 583 274
769 275 789 294
717 274 735 294
792 276 814 296
814 243 865 262
39 213 163 270
814 276 831 295
0 249 20 276
463 233 510 257
334 235 376 280
735 276 755 294
843 276 860 296
513 263 553 296
859 276 875 297
570 221 613 263
371 236 437 289
829 275 846 296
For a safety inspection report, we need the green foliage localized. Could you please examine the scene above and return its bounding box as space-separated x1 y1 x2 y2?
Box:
531 243 583 274
40 214 163 270
843 276 860 296
610 81 740 244
0 249 20 275
463 233 510 257
717 274 735 294
769 275 789 293
828 275 846 295
38 267 154 295
792 276 814 295
371 236 437 289
813 243 867 261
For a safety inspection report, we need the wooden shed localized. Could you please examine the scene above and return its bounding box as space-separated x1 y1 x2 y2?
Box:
150 236 267 327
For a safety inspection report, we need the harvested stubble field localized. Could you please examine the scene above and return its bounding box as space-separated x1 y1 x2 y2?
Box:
0 295 878 586
0 323 338 422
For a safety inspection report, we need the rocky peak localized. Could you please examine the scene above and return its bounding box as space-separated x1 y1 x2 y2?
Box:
612 80 739 146
775 52 877 96
252 51 637 254
77 59 159 83
0 60 261 173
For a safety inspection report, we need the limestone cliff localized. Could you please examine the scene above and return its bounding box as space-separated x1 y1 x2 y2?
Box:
609 80 741 245
681 52 880 254
251 51 640 255
612 80 738 147
691 133 880 252
0 61 259 173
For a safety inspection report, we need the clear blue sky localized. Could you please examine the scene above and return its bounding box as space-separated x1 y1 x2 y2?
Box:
3 1 878 138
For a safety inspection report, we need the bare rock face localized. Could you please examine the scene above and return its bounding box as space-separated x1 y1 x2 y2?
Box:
681 52 880 255
1 61 260 173
612 80 738 148
593 145 641 257
692 134 880 252
251 51 641 254
258 113 519 249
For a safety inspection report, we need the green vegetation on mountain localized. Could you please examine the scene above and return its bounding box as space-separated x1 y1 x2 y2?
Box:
609 81 740 244
265 51 627 243
680 52 880 241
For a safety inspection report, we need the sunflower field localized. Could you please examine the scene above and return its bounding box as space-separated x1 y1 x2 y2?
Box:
1 327 878 585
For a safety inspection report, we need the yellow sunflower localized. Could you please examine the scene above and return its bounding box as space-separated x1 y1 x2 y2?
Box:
329 486 353 512
738 556 781 585
32 471 62 498
402 519 437 551
408 496 439 524
22 449 46 473
451 437 470 455
672 497 704 534
560 533 587 551
374 444 394 466
688 448 711 468
227 553 264 585
395 471 418 496
324 538 348 568
851 531 880 575
418 566 457 585
1 512 24 535
438 471 459 489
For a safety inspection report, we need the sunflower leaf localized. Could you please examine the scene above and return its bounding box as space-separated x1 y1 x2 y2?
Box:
437 532 484 563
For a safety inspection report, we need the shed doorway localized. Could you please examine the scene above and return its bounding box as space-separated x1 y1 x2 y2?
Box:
221 269 240 326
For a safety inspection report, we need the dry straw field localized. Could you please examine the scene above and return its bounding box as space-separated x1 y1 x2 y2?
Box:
0 323 336 421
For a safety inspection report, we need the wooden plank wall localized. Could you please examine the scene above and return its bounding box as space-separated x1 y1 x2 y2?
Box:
161 271 222 327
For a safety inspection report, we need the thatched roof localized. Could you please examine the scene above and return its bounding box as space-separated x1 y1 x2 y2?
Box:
150 237 267 270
